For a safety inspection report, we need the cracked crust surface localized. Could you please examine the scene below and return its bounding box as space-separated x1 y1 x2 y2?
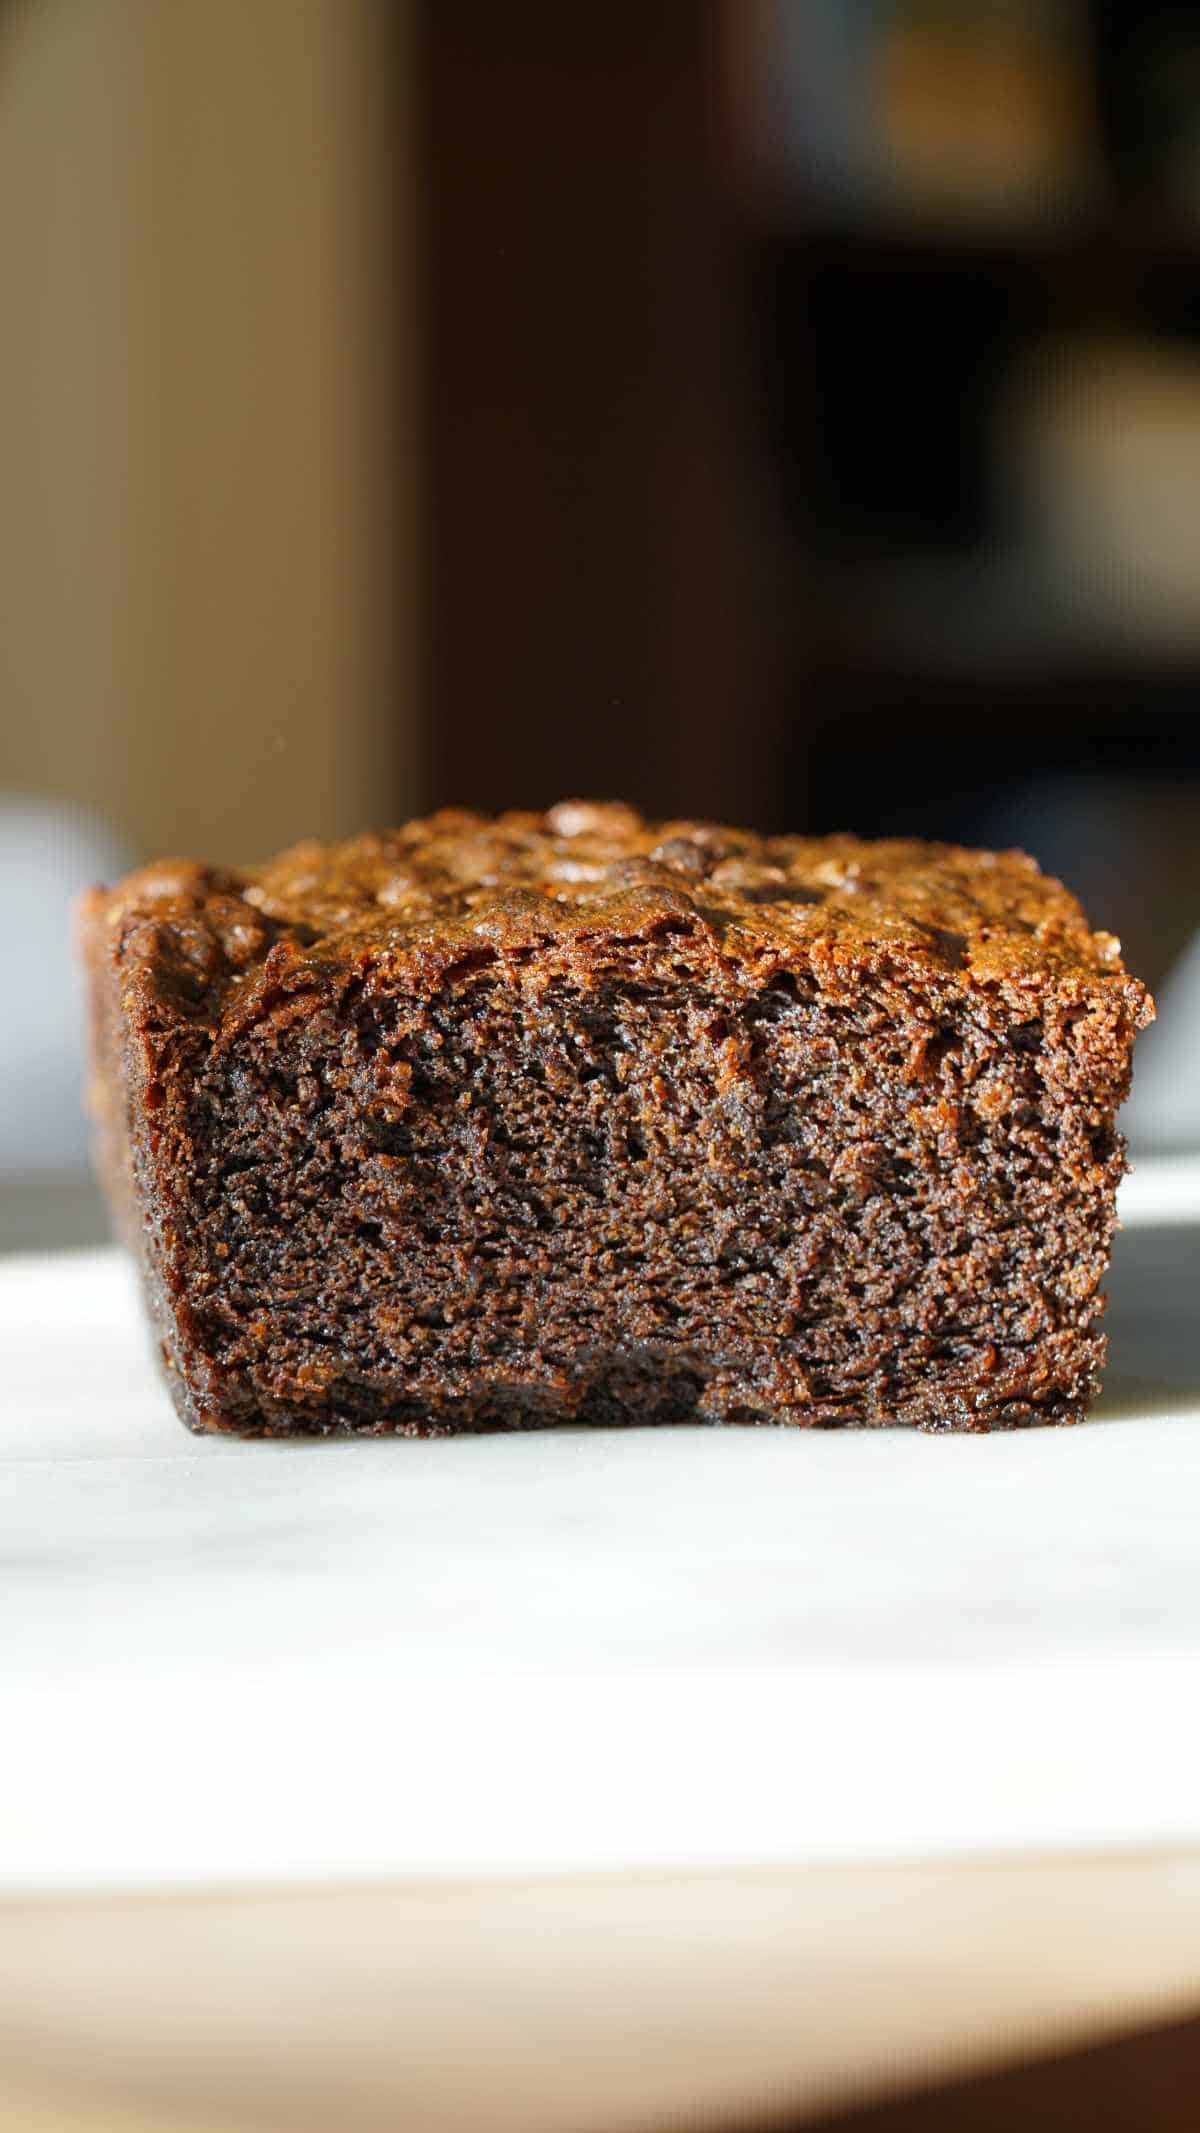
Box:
93 801 1138 1022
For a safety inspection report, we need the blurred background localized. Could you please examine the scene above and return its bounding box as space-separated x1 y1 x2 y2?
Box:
3 0 1199 1242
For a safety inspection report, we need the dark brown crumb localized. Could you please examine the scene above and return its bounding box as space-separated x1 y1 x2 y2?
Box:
80 802 1153 1435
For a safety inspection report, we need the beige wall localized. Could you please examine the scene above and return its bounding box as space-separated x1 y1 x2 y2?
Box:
0 0 422 868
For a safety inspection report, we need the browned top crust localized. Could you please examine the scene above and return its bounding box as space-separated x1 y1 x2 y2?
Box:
89 801 1151 1028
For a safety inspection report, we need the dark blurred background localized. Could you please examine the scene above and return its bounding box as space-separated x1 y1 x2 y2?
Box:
3 0 1200 1233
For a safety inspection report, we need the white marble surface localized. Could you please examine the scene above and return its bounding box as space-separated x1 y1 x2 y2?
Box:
3 1163 1200 1894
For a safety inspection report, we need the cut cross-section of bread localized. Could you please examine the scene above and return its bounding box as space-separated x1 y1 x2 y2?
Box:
81 802 1152 1434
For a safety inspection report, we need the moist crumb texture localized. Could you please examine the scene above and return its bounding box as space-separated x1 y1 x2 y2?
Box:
81 802 1153 1435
